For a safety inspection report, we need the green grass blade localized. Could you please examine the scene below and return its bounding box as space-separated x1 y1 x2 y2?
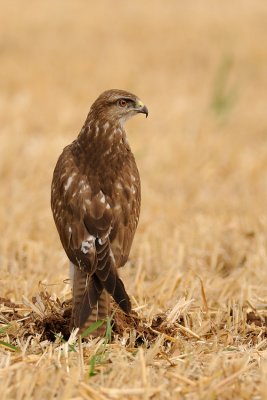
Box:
81 319 104 338
0 340 20 352
0 325 11 334
89 354 97 377
211 55 237 118
104 315 113 344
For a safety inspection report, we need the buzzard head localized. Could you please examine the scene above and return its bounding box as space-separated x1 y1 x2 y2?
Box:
90 89 148 125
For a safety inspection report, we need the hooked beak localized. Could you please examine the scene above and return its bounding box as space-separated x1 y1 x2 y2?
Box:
135 100 148 118
139 104 148 118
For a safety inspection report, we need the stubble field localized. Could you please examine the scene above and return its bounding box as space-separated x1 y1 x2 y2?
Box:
1 1 267 399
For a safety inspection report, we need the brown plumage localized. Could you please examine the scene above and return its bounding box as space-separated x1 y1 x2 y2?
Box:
51 89 148 335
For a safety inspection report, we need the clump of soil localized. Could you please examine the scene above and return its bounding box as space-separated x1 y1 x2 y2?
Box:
1 292 267 346
0 292 181 345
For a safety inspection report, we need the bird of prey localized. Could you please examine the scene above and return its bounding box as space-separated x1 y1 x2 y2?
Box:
51 89 148 335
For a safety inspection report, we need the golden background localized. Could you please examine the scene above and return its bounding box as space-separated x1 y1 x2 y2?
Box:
1 1 267 398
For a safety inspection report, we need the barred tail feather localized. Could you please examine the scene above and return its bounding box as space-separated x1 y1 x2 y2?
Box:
70 268 107 333
80 289 110 337
70 265 131 337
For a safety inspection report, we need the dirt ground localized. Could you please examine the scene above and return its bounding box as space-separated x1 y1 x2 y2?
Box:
1 1 267 399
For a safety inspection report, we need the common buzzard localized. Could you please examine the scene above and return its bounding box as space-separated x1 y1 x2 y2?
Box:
51 89 148 335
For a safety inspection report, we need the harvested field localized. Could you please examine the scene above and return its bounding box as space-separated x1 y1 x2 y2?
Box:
1 1 267 399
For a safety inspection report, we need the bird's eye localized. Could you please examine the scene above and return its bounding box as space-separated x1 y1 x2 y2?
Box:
118 99 127 107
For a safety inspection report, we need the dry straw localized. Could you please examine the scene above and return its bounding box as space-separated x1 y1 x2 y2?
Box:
1 0 267 398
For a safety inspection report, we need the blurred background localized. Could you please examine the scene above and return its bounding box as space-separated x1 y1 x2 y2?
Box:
1 0 267 308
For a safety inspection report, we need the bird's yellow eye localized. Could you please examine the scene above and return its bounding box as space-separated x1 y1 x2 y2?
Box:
118 99 127 107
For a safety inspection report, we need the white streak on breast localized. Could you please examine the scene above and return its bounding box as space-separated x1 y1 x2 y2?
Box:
116 182 123 190
64 175 74 191
79 180 89 193
103 121 109 131
95 121 99 136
